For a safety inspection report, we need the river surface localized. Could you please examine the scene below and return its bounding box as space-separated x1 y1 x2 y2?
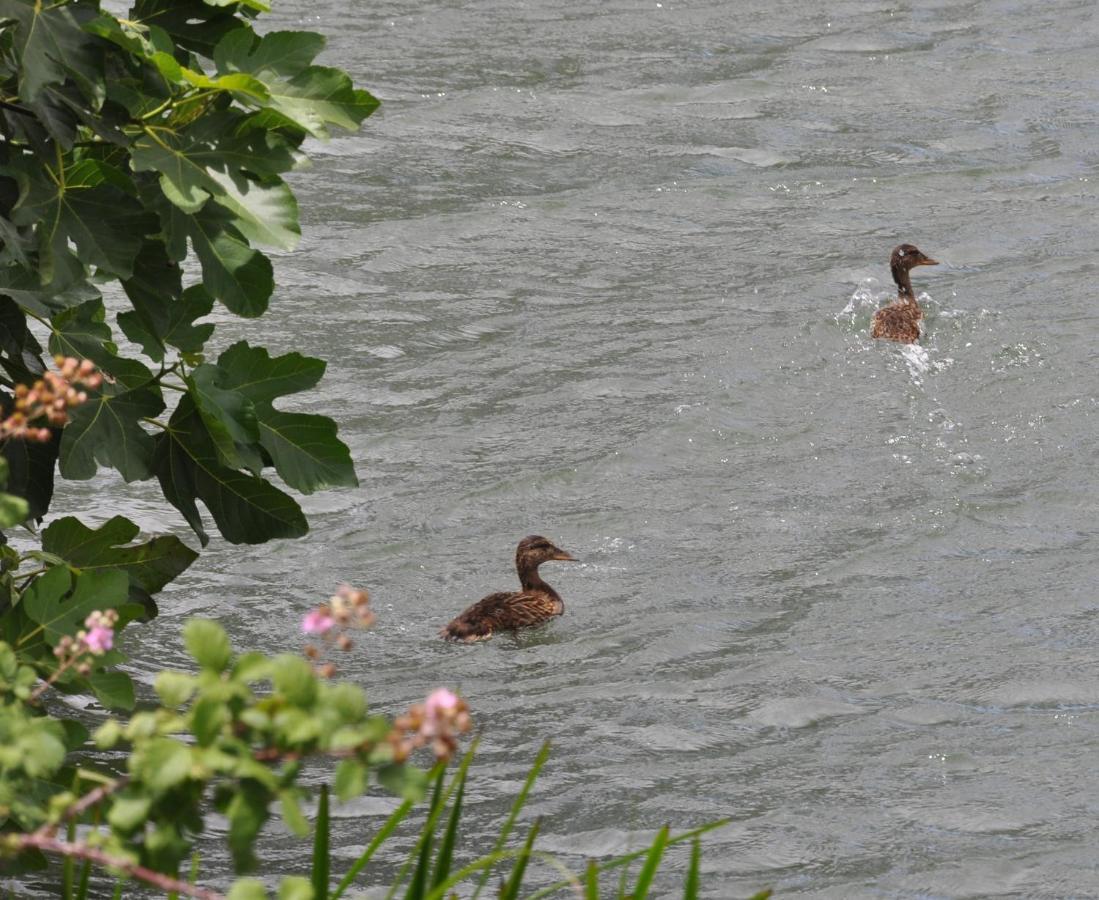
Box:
70 0 1099 896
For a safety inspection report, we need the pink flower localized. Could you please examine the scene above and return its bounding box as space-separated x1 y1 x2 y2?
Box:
424 688 460 718
83 625 114 655
302 609 335 635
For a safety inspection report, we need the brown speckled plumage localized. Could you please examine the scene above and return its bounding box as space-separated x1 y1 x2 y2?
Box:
440 536 577 642
871 243 938 343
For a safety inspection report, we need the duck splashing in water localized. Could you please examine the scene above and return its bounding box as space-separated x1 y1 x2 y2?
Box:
871 243 938 343
440 536 578 642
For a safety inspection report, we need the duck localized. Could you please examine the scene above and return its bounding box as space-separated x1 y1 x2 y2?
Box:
870 243 939 343
440 535 578 642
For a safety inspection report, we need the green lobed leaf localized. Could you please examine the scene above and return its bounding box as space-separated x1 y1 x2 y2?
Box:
0 253 99 319
0 430 59 521
187 363 260 470
7 155 151 279
131 116 300 250
41 516 198 595
256 409 357 494
214 29 325 80
119 241 214 362
130 0 246 58
23 567 128 647
0 0 104 105
59 388 163 482
88 670 135 711
253 68 380 140
178 204 274 318
153 395 307 545
48 298 154 390
217 341 325 404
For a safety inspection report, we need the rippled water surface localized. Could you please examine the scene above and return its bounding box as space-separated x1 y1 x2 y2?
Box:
78 0 1099 896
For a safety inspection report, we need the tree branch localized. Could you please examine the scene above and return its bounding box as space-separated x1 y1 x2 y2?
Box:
10 833 224 900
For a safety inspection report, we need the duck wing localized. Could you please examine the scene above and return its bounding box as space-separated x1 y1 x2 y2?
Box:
440 590 561 642
871 302 921 343
440 591 516 642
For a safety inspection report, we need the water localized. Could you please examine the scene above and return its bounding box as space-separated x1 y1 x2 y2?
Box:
72 0 1099 896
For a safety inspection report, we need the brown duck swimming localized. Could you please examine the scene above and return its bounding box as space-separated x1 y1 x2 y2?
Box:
871 243 938 343
440 536 578 642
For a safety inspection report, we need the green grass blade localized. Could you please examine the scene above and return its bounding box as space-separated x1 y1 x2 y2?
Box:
62 819 76 899
630 825 668 900
585 860 600 900
312 784 331 900
74 859 91 900
401 766 446 900
500 818 541 900
747 891 773 899
682 837 700 900
425 848 577 900
332 798 414 900
431 747 474 888
524 820 729 900
471 740 551 900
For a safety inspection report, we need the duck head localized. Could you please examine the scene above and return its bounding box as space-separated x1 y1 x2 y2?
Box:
890 243 938 282
516 535 577 569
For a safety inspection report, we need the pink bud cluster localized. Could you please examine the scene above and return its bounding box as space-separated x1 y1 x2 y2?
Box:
302 585 375 677
53 609 118 678
1 357 103 441
388 688 473 763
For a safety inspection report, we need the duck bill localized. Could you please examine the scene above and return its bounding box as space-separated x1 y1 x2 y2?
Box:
552 549 579 562
916 256 939 266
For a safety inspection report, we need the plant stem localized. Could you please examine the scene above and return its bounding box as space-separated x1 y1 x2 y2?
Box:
9 833 224 900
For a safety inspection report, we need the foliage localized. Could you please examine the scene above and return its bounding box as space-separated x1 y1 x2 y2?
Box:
0 0 739 897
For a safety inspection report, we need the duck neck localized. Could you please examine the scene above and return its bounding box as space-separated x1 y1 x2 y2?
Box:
892 264 918 305
518 562 555 594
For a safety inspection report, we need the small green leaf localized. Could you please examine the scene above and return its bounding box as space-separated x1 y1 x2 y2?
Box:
271 654 315 707
226 782 270 873
376 764 429 803
333 759 366 803
155 670 197 708
191 695 229 746
0 492 29 527
183 619 232 672
278 788 309 837
278 876 314 900
227 879 268 900
132 738 192 794
107 795 152 834
93 719 122 749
